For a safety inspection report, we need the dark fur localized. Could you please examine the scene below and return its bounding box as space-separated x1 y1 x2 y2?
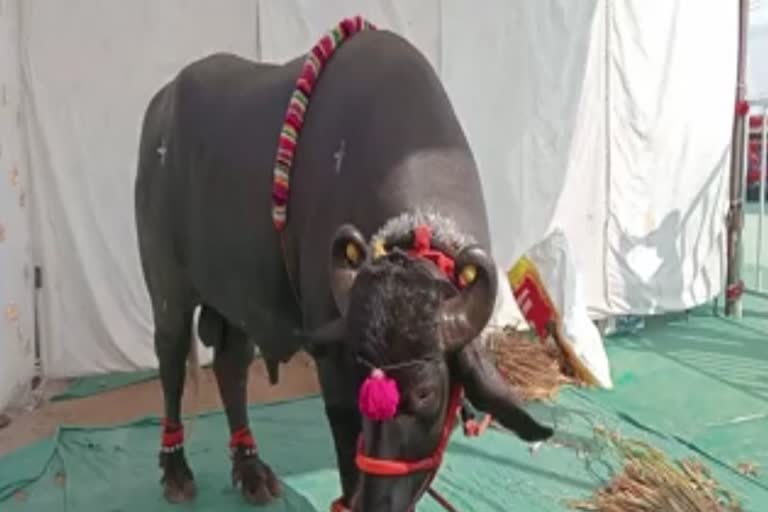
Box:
346 251 449 366
135 28 553 511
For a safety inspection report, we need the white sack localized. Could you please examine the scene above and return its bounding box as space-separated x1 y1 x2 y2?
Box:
524 229 613 389
488 266 527 331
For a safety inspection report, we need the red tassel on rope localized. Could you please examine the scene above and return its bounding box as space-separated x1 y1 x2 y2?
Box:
409 225 456 281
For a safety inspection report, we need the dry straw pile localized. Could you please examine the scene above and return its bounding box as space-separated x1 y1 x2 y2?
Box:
484 326 742 512
485 325 579 401
567 428 742 512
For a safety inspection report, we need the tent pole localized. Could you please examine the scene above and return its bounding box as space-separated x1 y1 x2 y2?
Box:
725 0 750 317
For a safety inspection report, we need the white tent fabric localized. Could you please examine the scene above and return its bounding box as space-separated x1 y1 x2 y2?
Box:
12 1 738 378
439 0 612 325
0 0 36 410
17 0 266 377
748 2 768 101
604 1 735 313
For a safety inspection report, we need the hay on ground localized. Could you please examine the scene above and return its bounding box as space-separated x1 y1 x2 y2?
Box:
485 327 578 402
485 320 742 511
567 427 742 512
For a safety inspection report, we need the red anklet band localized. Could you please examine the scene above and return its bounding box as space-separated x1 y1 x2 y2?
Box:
161 419 184 452
229 427 257 456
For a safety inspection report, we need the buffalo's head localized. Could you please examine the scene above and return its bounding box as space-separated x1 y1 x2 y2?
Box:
304 224 554 511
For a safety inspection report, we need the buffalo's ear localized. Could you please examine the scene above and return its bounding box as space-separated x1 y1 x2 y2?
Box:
329 224 368 316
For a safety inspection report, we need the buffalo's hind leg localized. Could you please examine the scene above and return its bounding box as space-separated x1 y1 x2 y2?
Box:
200 306 281 505
153 302 198 503
135 80 198 504
137 217 197 501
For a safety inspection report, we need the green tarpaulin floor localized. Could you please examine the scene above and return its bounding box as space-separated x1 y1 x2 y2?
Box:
50 369 160 402
2 298 768 511
51 353 261 401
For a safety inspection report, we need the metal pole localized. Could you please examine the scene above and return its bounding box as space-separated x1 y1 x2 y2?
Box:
759 108 767 290
739 124 750 307
725 0 750 317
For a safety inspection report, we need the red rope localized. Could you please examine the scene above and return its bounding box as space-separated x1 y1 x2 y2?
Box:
463 414 493 437
726 279 744 301
428 488 461 512
408 225 456 280
272 16 377 230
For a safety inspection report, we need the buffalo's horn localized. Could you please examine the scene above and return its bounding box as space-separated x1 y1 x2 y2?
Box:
454 340 554 442
329 224 368 316
437 245 498 352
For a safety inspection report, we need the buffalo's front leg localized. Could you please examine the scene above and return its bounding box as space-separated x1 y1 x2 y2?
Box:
325 404 361 510
155 309 197 503
314 348 363 510
213 322 281 505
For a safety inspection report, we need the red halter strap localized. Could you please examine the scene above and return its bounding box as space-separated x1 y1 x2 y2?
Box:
355 384 463 477
346 224 490 511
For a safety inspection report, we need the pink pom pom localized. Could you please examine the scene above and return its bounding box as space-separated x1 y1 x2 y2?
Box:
358 368 400 421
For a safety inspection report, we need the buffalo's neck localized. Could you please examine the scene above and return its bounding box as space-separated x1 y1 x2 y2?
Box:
286 31 491 326
290 33 489 242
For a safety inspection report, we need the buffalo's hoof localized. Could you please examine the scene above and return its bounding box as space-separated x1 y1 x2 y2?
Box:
159 449 197 503
232 448 282 505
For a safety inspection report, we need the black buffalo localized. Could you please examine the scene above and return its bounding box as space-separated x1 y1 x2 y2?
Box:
134 26 553 511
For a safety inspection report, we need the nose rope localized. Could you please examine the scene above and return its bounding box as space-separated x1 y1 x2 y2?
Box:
356 356 434 372
352 384 479 512
427 488 461 512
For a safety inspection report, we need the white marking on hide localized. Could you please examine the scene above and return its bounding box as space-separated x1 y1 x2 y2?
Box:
157 139 167 166
333 139 346 174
